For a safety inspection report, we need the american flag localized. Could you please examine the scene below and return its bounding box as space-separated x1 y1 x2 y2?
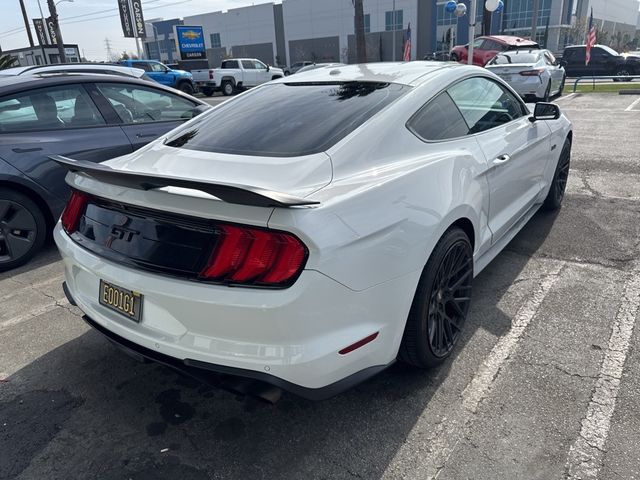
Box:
403 23 412 62
585 7 597 66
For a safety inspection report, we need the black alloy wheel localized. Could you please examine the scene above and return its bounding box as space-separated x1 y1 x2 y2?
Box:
0 189 46 272
179 82 194 95
543 138 571 211
614 69 632 82
399 227 473 368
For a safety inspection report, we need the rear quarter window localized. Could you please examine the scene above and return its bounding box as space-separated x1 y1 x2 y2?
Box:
164 82 408 156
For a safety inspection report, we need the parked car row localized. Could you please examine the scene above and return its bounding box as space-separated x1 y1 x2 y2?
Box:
0 72 208 271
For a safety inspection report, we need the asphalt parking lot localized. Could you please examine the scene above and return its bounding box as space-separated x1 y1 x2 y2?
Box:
1 92 640 480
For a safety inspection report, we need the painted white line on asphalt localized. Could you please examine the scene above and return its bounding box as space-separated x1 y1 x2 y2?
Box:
382 260 566 480
557 93 577 101
0 297 69 332
624 97 640 111
564 268 640 480
0 274 65 303
460 261 566 412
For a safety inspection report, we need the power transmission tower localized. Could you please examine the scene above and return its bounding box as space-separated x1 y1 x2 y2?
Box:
105 38 114 62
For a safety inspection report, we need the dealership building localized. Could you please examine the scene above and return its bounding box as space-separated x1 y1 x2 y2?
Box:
142 0 639 68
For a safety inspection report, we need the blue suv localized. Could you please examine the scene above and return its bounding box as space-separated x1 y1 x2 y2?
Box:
118 60 195 94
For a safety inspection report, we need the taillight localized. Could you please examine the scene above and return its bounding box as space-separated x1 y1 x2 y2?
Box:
200 224 308 287
209 69 214 80
61 190 89 234
520 69 545 76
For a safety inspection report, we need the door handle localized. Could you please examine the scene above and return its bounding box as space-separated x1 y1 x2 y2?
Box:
12 147 42 153
493 154 511 165
135 133 157 139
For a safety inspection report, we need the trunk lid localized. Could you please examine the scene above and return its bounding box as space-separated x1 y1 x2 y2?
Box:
104 141 332 200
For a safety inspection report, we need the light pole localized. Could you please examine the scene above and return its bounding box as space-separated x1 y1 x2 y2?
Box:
153 24 161 61
467 0 477 65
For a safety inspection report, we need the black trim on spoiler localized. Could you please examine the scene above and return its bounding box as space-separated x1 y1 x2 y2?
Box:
50 155 320 208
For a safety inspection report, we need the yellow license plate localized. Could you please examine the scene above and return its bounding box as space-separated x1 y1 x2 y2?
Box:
99 280 143 322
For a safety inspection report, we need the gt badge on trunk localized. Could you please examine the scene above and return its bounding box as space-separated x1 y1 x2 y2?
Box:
99 280 143 322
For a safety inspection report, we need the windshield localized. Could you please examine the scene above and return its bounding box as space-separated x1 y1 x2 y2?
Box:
164 82 408 157
489 52 540 65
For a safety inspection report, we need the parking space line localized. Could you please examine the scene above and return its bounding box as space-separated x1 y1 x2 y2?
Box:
557 93 577 101
382 260 566 480
624 97 640 112
0 297 69 332
564 267 640 480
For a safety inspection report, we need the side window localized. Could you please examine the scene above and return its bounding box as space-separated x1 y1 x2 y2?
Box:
241 60 255 70
96 83 199 124
448 77 525 134
150 62 166 72
135 63 152 72
472 39 486 49
254 60 267 70
572 48 586 63
221 60 239 69
0 85 105 132
407 92 469 141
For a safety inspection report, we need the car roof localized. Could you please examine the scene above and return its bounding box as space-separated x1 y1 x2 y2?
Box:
0 73 206 103
0 63 145 78
487 35 539 46
277 61 459 86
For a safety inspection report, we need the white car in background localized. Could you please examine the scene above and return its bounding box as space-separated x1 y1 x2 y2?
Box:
0 63 147 79
53 62 572 400
485 49 566 101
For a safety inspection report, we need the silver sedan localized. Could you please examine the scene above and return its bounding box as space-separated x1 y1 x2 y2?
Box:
485 49 566 101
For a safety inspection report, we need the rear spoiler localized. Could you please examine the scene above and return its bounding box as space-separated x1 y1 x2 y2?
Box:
50 155 320 208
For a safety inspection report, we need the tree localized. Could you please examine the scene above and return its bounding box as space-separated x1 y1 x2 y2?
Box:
120 51 130 61
353 0 366 63
0 54 17 70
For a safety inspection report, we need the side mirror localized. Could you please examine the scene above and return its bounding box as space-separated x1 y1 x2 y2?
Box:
267 65 270 72
530 102 561 122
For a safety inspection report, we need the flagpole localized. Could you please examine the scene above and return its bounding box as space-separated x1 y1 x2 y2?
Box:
392 0 396 61
468 0 477 65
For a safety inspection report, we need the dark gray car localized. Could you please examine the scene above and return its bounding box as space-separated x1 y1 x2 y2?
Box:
0 73 209 271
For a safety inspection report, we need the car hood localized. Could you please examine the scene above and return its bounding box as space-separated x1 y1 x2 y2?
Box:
103 141 333 199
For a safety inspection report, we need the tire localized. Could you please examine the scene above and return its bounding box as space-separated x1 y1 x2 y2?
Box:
558 75 566 97
0 188 47 272
450 53 459 62
271 75 282 80
222 81 234 96
178 82 194 95
399 227 473 368
543 138 571 211
201 87 214 97
539 81 551 102
614 69 632 82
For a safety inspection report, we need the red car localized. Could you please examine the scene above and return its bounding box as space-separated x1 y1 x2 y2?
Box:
451 35 540 67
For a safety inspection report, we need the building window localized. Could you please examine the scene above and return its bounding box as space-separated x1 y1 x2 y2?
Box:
364 14 370 33
501 0 552 33
210 33 221 49
385 10 403 31
159 40 168 54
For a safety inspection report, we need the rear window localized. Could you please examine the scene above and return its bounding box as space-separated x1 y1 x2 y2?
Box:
489 52 540 65
164 82 408 157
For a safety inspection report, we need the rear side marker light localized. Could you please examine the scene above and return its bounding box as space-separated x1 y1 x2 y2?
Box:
199 224 308 287
61 190 89 234
339 332 379 355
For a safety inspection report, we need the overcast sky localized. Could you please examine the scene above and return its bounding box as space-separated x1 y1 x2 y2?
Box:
1 0 275 61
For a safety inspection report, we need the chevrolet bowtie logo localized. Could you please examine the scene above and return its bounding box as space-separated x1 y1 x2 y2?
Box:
182 30 201 40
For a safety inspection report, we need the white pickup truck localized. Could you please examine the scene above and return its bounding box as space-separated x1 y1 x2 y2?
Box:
192 58 285 96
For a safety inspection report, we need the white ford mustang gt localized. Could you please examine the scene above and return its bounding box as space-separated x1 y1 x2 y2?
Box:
53 62 572 400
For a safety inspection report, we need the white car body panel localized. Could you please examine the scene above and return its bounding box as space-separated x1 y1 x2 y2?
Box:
55 62 572 397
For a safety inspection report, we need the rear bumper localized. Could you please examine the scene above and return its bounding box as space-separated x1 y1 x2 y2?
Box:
69 305 392 401
55 223 415 396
